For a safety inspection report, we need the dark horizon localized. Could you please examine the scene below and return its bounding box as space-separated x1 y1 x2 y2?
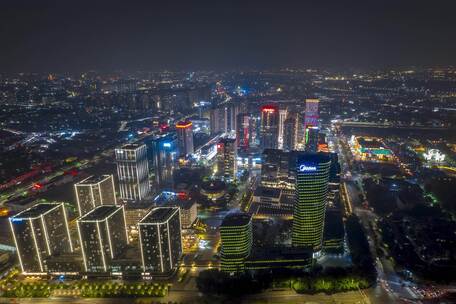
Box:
1 0 456 73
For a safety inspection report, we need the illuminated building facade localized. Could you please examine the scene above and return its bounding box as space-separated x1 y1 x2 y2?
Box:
115 143 150 201
138 207 182 275
148 133 178 189
236 113 252 150
305 126 319 152
217 138 237 181
74 175 117 216
278 108 288 149
176 120 194 156
260 105 279 150
292 153 331 253
9 202 73 273
175 200 197 229
220 212 252 273
304 98 319 128
304 99 319 149
77 205 128 273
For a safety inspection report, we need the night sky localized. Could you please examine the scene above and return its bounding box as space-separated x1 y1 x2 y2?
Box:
1 0 456 72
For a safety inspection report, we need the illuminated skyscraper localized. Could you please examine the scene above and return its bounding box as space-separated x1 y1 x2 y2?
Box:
115 143 150 201
304 98 319 129
77 205 128 273
292 153 331 253
9 202 73 273
138 207 182 275
305 126 319 153
74 175 117 216
217 138 237 181
283 116 297 151
260 105 279 150
176 120 194 156
278 108 288 149
220 212 252 273
148 133 178 189
236 113 251 150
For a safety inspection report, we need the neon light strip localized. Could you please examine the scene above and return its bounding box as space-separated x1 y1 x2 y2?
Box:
76 221 88 271
29 219 43 272
9 219 24 272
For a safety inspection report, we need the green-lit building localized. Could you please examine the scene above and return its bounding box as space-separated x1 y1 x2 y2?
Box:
292 153 331 253
220 213 252 273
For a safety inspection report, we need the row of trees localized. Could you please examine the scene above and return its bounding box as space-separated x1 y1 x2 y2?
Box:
292 275 369 294
196 266 372 296
79 282 168 298
0 279 169 298
1 282 52 298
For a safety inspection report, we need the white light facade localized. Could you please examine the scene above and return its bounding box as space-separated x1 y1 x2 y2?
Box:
77 205 128 273
138 207 182 275
9 202 73 274
74 174 117 216
115 144 150 201
278 108 288 149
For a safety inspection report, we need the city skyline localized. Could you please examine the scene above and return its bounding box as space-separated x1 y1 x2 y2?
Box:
1 2 456 303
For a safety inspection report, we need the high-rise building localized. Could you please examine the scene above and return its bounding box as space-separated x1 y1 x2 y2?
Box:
115 143 150 201
226 104 240 133
278 108 288 149
210 104 241 135
260 105 279 150
138 207 182 275
260 149 295 189
305 126 319 152
292 153 331 253
283 116 297 151
210 106 226 135
77 205 128 273
176 120 194 157
217 138 237 181
9 202 73 273
304 98 319 128
220 212 252 273
74 175 117 216
328 153 341 205
175 200 197 229
147 133 178 189
236 113 251 150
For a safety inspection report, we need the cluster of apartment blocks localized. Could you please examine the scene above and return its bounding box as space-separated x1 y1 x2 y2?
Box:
9 174 183 277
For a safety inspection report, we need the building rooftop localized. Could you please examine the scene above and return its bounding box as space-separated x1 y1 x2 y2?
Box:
119 143 144 150
79 205 121 221
13 203 61 219
221 212 251 227
140 207 178 224
77 175 111 185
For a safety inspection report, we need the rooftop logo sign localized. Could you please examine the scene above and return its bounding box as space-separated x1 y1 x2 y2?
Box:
299 164 317 172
